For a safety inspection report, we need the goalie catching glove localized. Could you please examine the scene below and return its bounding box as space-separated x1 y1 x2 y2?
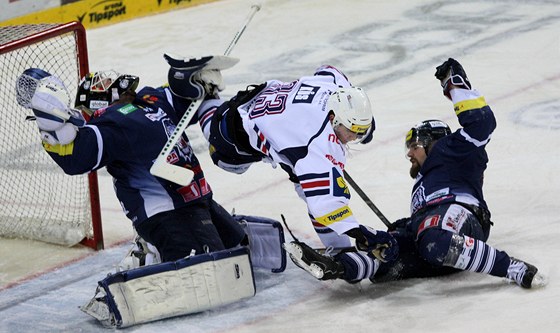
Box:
434 58 472 100
347 224 398 263
165 53 239 99
16 68 85 145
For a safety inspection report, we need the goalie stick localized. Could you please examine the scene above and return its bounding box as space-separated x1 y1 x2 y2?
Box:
150 4 261 185
343 170 392 228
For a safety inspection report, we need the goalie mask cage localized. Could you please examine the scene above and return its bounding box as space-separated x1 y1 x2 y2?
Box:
0 21 103 250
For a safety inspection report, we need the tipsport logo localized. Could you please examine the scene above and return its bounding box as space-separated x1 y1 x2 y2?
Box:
157 0 192 5
77 1 126 24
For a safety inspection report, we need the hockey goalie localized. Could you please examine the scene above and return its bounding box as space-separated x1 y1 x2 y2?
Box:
15 57 286 328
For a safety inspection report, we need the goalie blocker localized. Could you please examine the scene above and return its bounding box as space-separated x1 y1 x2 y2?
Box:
81 247 255 328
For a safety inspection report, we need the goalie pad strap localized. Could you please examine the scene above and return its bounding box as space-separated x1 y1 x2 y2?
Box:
81 247 255 328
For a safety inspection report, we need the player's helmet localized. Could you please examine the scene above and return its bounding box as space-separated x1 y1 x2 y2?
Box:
75 70 139 113
405 119 451 152
327 86 374 143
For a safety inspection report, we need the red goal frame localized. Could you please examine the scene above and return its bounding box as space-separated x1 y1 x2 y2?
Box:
0 21 104 250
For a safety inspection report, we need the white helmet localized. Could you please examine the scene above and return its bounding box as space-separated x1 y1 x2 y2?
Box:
328 86 373 142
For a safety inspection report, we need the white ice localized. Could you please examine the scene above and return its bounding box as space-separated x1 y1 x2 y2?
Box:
1 0 559 332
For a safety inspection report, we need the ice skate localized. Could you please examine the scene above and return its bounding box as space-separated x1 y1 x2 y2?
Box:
283 241 344 280
507 258 539 289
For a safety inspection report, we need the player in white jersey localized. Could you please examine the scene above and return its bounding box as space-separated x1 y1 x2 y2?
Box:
188 65 398 282
279 58 542 289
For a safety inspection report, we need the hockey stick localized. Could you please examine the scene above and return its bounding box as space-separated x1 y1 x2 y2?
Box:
150 4 262 185
280 214 355 254
343 170 392 228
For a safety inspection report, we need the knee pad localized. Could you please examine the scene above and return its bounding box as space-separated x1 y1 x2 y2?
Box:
416 228 456 266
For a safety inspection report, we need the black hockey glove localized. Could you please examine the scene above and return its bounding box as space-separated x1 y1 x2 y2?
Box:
347 225 398 262
387 217 410 232
435 58 472 100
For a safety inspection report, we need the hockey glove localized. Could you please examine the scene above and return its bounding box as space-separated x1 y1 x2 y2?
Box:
387 217 410 232
434 58 472 100
348 225 398 262
17 71 84 145
165 54 239 99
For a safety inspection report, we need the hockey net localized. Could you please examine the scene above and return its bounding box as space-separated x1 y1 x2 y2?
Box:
0 22 103 250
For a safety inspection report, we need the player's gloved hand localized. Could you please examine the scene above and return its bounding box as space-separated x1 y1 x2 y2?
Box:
165 54 239 99
434 58 472 100
348 225 399 262
17 68 84 145
388 217 410 232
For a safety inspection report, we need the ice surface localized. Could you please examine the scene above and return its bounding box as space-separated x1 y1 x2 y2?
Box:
1 0 559 332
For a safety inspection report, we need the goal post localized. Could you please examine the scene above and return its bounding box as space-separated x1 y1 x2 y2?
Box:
0 21 104 250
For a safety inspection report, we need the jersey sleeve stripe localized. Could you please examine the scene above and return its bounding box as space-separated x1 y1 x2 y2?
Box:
85 124 103 169
42 141 74 156
298 172 329 181
453 96 487 115
459 129 492 147
199 107 215 129
301 180 330 189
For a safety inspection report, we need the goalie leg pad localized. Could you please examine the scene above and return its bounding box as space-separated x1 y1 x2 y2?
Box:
81 247 255 328
234 214 287 273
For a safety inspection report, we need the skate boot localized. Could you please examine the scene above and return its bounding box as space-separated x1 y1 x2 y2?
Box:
283 241 344 280
506 258 538 289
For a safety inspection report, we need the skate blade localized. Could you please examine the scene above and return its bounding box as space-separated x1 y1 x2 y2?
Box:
531 272 548 288
283 243 324 279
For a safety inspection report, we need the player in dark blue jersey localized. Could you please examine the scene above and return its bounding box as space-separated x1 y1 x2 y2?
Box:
286 58 542 288
16 58 292 326
16 64 245 263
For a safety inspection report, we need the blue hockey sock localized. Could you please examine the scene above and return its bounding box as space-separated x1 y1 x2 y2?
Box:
335 251 379 283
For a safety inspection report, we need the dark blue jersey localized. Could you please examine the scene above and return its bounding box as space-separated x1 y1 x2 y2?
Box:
410 89 496 215
43 86 211 226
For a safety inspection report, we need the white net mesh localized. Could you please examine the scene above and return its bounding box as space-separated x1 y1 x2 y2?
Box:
0 24 93 246
15 73 40 108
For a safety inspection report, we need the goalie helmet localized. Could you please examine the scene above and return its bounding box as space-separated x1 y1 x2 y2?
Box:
405 119 451 151
327 86 374 143
75 70 139 112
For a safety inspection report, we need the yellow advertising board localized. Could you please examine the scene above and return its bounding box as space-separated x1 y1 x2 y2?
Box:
1 0 219 29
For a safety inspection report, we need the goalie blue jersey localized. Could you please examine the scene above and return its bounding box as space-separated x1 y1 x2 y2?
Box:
43 86 212 226
410 88 497 215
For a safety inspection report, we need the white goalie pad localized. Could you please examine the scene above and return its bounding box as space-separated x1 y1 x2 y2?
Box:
81 247 255 329
234 214 287 273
